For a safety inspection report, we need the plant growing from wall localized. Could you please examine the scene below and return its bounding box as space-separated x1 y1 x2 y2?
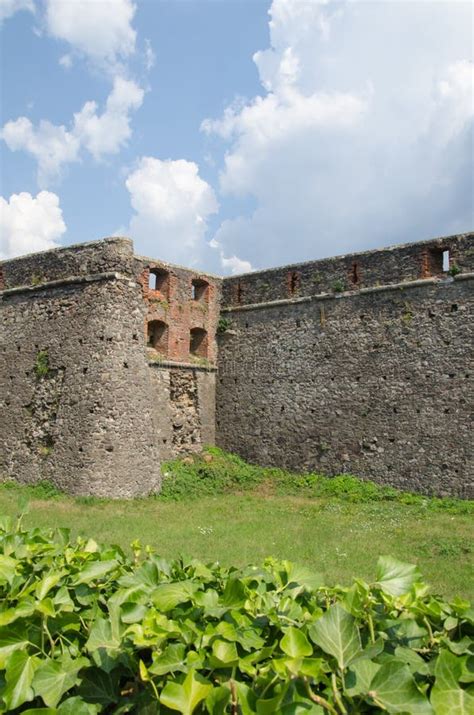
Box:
448 263 461 277
34 349 50 378
217 316 232 334
332 279 345 293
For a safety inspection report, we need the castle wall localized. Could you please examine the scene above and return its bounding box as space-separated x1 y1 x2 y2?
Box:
217 234 474 498
0 239 219 496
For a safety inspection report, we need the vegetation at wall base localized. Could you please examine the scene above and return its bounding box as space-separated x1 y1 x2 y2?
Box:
159 447 473 514
0 518 473 714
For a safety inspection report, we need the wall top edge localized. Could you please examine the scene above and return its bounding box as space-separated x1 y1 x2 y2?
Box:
220 272 474 313
221 230 474 282
0 236 134 267
134 254 222 281
1 230 472 278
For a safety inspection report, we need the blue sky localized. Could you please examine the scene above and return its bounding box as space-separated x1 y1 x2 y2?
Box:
1 0 473 273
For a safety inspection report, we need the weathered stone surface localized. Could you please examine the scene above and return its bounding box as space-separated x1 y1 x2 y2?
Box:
1 231 473 497
1 239 219 497
216 232 474 498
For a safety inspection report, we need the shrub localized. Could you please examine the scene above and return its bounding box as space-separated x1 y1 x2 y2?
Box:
0 519 472 713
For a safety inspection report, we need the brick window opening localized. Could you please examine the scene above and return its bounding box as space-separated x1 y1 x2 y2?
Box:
236 280 243 304
190 327 208 358
191 278 209 302
442 250 450 272
148 268 169 297
421 248 445 277
147 320 168 354
288 270 301 295
352 262 360 284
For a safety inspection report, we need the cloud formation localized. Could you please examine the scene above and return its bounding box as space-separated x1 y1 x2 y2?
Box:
204 0 474 269
0 191 66 259
44 0 136 73
0 0 34 24
1 77 144 186
125 157 219 266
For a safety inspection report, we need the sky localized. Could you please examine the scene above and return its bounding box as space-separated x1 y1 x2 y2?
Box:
0 0 473 274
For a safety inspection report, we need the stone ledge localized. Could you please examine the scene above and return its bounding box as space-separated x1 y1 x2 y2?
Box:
148 359 217 372
0 271 135 297
221 273 474 313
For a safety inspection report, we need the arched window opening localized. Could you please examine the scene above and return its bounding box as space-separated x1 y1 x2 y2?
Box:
190 327 208 358
147 320 168 354
148 268 169 297
191 278 209 302
288 270 301 295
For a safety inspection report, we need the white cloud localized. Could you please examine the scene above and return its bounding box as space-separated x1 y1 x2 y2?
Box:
208 237 253 275
125 157 219 265
1 77 144 186
0 0 34 24
144 38 155 72
0 191 66 259
59 53 72 69
1 116 80 187
73 77 144 160
204 0 474 269
45 0 136 72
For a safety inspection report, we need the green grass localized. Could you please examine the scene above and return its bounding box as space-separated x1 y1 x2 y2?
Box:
1 448 472 600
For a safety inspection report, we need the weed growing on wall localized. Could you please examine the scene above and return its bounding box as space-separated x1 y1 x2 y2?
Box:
33 349 50 378
0 518 472 712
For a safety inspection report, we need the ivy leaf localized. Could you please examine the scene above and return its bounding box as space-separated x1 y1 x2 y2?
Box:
35 573 62 601
160 669 212 714
212 638 239 665
205 685 231 714
376 556 421 596
85 616 120 652
369 660 434 713
57 696 101 714
72 560 118 585
309 604 361 669
33 656 87 707
149 643 187 675
1 650 38 710
78 669 119 706
346 659 381 696
280 628 313 658
151 582 196 611
431 650 474 714
0 626 30 667
0 554 17 585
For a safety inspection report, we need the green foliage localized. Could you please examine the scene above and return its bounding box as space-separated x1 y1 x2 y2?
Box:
217 317 232 334
160 448 473 515
160 448 262 500
0 520 472 713
0 479 62 499
448 263 461 277
332 280 345 293
34 350 50 378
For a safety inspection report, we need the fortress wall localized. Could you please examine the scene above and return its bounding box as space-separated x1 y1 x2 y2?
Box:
0 241 161 497
1 239 220 496
217 270 474 498
134 257 221 364
222 233 474 307
1 237 134 289
148 365 216 460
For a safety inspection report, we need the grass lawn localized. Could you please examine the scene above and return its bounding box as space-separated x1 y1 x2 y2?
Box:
0 484 472 600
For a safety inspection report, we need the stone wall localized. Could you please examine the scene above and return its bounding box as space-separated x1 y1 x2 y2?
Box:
1 239 219 496
217 233 474 498
2 231 473 498
222 232 473 307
